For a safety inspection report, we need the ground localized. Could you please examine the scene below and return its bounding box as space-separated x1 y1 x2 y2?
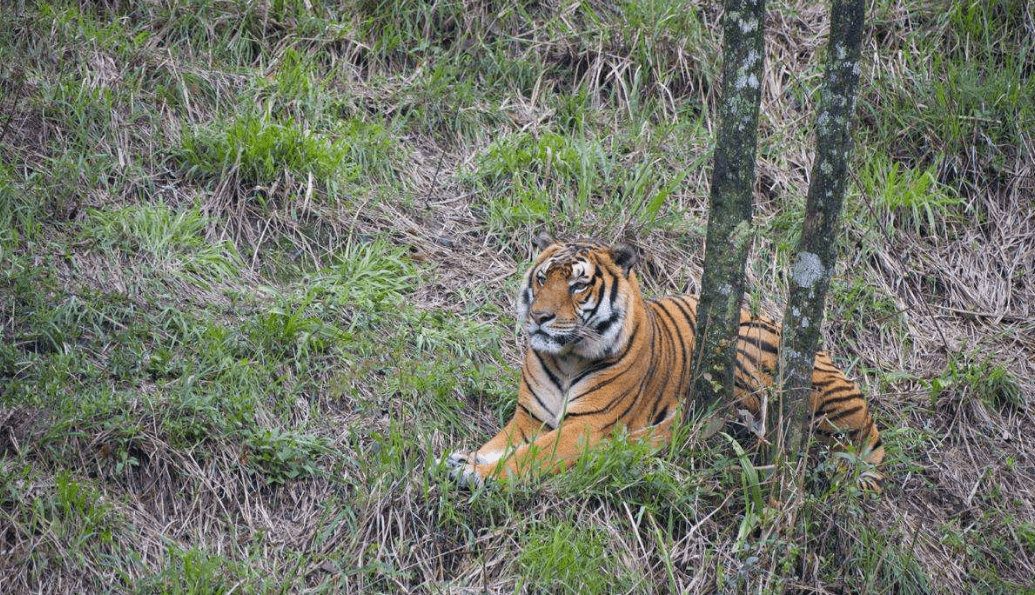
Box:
1 1 1033 593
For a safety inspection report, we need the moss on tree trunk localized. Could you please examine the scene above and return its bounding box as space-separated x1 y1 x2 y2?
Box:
685 0 766 419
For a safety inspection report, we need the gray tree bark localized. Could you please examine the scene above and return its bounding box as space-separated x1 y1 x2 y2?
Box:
684 0 766 420
777 0 866 459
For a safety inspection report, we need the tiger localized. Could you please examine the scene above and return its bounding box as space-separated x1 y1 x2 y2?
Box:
447 234 884 490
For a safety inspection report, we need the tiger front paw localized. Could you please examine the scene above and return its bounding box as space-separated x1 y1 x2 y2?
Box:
445 452 488 489
857 470 885 493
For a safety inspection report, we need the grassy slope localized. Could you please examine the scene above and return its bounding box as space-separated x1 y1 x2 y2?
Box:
1 0 1033 593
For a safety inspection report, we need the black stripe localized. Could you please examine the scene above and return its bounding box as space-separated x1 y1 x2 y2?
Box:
741 317 779 332
652 406 669 427
646 398 661 429
642 314 673 416
652 299 677 324
814 428 836 438
737 330 779 355
605 317 641 362
578 354 639 396
815 393 861 416
825 405 863 423
666 300 699 347
649 304 683 393
580 268 605 319
575 320 637 380
813 361 839 373
657 301 690 345
741 318 778 337
593 311 621 335
736 346 762 370
608 380 652 429
815 384 859 398
669 298 698 332
608 270 620 305
582 281 604 322
734 375 753 392
596 318 660 431
521 369 552 420
734 355 759 387
565 382 639 418
870 437 882 451
572 360 612 385
812 376 843 388
669 299 698 380
652 303 683 355
518 402 552 431
534 350 563 391
518 402 539 423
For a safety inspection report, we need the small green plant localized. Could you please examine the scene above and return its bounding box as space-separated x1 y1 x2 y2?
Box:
858 152 963 236
138 545 243 595
516 520 639 595
178 114 360 204
328 239 416 311
556 430 690 516
241 427 327 485
246 300 340 363
929 353 1023 412
85 203 242 287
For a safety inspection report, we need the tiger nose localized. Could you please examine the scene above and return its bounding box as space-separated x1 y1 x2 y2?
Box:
529 310 554 325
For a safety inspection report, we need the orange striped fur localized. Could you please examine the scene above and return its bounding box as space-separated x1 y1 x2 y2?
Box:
447 237 884 489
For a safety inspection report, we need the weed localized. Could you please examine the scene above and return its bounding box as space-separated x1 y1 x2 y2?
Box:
516 520 641 595
468 128 690 238
85 202 243 288
242 427 327 485
178 114 358 204
137 545 244 595
930 353 1023 413
858 151 964 236
860 0 1034 197
556 430 695 517
325 239 417 312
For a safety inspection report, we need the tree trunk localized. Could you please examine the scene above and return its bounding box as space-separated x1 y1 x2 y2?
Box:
777 0 866 459
684 0 766 421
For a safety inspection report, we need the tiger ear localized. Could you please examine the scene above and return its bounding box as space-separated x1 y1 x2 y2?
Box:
610 244 637 274
534 231 556 252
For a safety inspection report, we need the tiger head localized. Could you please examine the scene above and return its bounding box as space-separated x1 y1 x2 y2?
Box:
517 233 640 360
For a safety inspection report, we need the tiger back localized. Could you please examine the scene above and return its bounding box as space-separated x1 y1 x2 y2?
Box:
447 236 884 489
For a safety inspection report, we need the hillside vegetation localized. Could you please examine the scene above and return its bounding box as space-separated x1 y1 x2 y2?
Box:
1 0 1033 593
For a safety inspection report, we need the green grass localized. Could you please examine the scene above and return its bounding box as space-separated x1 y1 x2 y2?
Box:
858 151 964 237
177 113 402 205
861 0 1034 196
466 125 695 240
137 545 246 595
930 353 1024 413
516 520 642 595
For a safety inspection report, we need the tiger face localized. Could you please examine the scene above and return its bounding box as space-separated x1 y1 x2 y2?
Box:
517 236 638 360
